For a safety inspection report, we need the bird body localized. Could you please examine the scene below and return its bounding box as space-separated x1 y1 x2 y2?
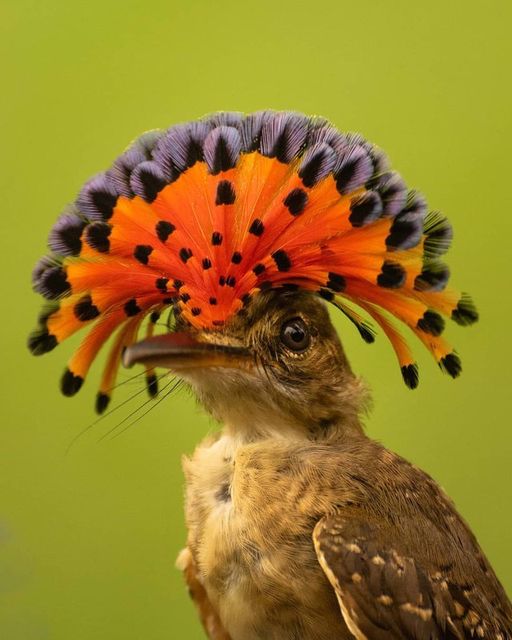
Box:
28 111 512 638
182 430 352 640
181 423 511 639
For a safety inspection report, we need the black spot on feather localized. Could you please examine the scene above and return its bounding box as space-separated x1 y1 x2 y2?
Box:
85 222 111 253
401 364 419 389
124 298 141 317
440 353 462 378
131 162 168 202
377 261 406 288
215 180 236 205
335 162 357 194
28 329 57 355
202 258 212 270
253 263 265 275
179 248 193 263
326 272 346 292
204 126 241 174
134 244 153 265
357 325 375 344
318 288 334 301
212 232 223 246
155 277 168 291
191 307 201 316
180 293 191 303
414 265 450 292
96 392 110 414
298 142 336 187
271 249 291 272
226 276 236 287
283 188 308 216
78 177 119 221
417 310 445 336
334 146 373 195
231 251 242 264
156 220 175 242
349 191 382 227
146 374 159 398
249 219 264 236
452 295 479 326
49 213 86 256
386 212 423 251
209 297 217 305
36 266 71 300
61 368 83 396
74 295 100 321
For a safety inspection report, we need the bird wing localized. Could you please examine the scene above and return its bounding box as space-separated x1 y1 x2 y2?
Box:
313 514 512 640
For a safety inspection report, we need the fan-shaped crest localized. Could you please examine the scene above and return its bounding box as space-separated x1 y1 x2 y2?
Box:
28 111 478 412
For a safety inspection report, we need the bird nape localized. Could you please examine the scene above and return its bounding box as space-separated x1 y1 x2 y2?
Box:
28 111 511 639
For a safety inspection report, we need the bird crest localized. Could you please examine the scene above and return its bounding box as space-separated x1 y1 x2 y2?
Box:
28 111 478 412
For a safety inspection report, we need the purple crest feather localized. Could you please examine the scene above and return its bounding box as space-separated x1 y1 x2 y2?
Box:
153 121 212 173
130 160 170 202
377 172 409 217
334 145 374 194
48 207 86 256
203 125 242 174
76 173 120 221
260 112 309 163
298 142 337 187
32 256 70 299
240 111 275 152
208 112 244 129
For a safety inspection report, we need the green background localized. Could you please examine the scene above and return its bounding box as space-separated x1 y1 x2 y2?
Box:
1 1 511 637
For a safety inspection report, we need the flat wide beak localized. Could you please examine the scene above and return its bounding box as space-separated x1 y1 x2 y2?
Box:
122 333 252 371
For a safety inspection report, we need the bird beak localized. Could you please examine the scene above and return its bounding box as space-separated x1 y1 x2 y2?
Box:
122 332 253 372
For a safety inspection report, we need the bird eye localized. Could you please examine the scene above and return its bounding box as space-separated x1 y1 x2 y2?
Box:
280 317 310 353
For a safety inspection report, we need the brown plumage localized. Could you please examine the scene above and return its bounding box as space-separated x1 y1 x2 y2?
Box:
124 290 512 639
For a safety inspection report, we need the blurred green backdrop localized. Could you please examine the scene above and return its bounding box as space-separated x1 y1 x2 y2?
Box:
1 0 511 637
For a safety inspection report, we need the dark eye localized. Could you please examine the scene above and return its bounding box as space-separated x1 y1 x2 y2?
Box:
280 317 310 353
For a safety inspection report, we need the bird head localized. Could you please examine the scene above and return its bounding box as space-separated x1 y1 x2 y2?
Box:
122 289 365 437
28 111 477 433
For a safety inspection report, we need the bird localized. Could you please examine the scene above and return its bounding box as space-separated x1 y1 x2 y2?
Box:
28 110 512 639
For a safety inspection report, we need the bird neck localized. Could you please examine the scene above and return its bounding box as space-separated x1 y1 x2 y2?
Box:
217 399 365 445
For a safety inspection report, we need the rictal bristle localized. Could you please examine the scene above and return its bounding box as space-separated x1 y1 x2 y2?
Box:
28 111 478 406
